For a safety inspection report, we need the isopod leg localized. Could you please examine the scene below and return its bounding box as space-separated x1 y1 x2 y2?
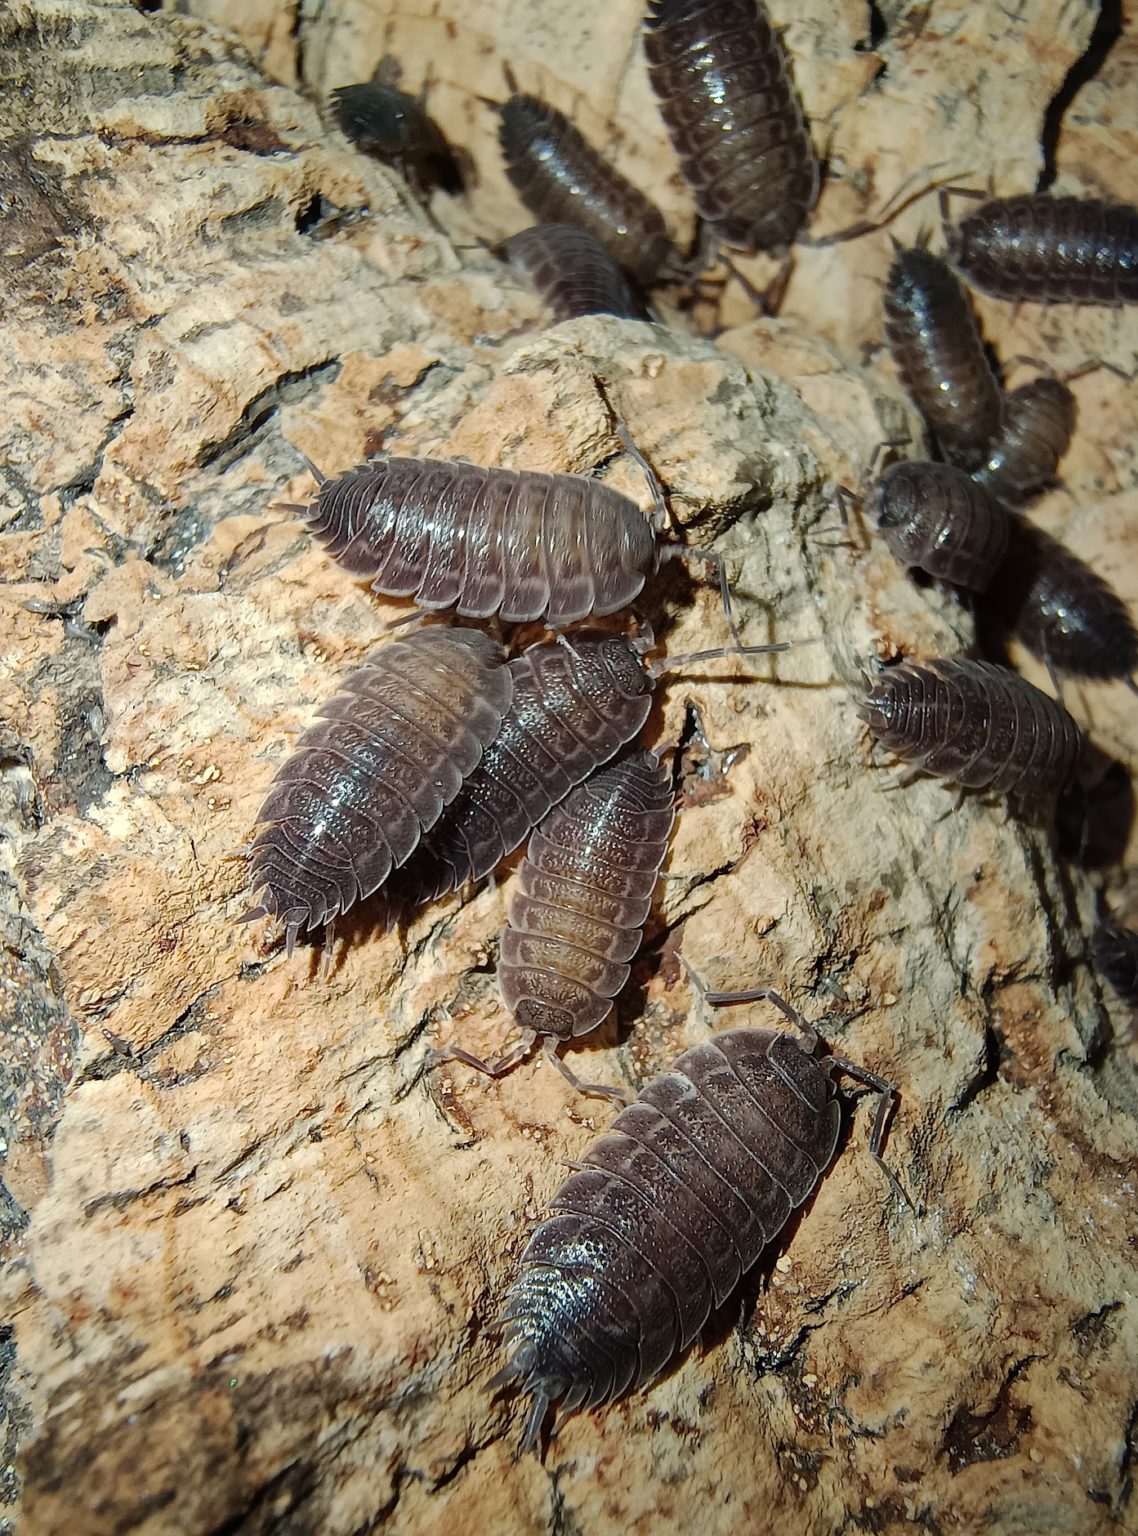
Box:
542 1038 630 1105
699 981 822 1055
657 545 744 654
827 1054 909 1206
426 1031 538 1083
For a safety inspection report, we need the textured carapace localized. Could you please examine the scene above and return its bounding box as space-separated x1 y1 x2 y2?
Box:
246 626 512 948
859 656 1082 796
876 460 1008 592
399 636 657 903
498 94 675 286
302 457 660 627
972 378 1077 505
642 0 819 253
1091 918 1138 1006
883 245 1003 469
331 82 462 194
492 1008 892 1450
497 224 650 321
499 749 675 1068
989 519 1138 682
948 195 1138 305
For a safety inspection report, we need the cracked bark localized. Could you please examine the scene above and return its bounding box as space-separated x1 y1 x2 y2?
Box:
1 1 1137 1533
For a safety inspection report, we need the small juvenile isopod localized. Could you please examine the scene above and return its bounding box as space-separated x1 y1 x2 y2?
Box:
883 245 1003 470
331 81 462 194
430 751 675 1101
859 656 1083 797
301 456 725 629
491 987 897 1450
1091 917 1138 1006
876 460 1009 592
971 377 1077 506
497 92 675 287
642 0 819 254
946 194 1138 306
989 519 1138 685
497 224 651 321
245 626 512 950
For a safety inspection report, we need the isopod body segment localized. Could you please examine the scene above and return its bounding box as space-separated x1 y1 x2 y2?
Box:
497 224 651 321
971 378 1077 506
876 460 1008 592
948 195 1138 306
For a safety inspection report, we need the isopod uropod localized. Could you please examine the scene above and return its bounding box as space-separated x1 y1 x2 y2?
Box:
876 460 1009 592
947 194 1138 306
497 224 651 321
491 987 897 1450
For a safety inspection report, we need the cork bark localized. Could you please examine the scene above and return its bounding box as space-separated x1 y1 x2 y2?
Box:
1 2 1136 1533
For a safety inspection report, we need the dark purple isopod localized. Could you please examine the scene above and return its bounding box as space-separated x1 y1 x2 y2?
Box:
497 224 650 321
245 626 512 949
947 195 1138 306
883 245 1003 470
1091 918 1138 1006
971 378 1077 506
876 460 1009 592
331 82 462 194
302 457 680 628
859 656 1083 796
990 519 1138 683
498 94 675 287
491 993 896 1449
642 0 819 254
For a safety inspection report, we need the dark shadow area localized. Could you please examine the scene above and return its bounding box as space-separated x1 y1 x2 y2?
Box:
1037 0 1122 192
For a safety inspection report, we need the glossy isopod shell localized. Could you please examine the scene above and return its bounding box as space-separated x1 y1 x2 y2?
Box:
399 636 656 903
303 457 659 628
859 656 1082 796
971 378 1077 506
499 750 675 1043
883 245 1003 470
643 0 819 253
948 195 1138 306
876 460 1008 592
246 626 512 947
493 1025 843 1448
1091 919 1138 1007
498 94 675 287
331 82 461 193
497 224 650 321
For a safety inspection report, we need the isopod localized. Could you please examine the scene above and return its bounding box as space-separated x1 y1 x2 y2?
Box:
331 81 462 194
883 244 1003 469
301 456 724 629
859 656 1083 796
971 377 1077 505
497 224 650 321
946 194 1138 306
430 751 674 1101
642 0 819 254
1091 917 1138 1006
245 626 512 950
491 987 896 1450
876 460 1009 592
989 519 1138 684
498 92 675 287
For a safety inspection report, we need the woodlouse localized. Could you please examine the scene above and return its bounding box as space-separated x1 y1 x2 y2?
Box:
971 377 1077 506
497 224 650 321
1091 918 1138 1007
642 0 819 254
947 194 1138 306
876 460 1009 592
883 245 1003 470
859 656 1083 796
491 988 896 1450
989 519 1138 685
301 456 724 629
331 82 462 194
245 626 512 950
431 751 675 1102
498 92 675 287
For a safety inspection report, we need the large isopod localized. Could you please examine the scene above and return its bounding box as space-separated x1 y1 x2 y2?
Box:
491 988 897 1450
498 92 675 287
497 224 650 321
429 751 674 1101
947 194 1138 306
642 0 819 254
971 377 1077 506
300 456 724 628
859 656 1083 797
876 460 1008 592
245 626 512 949
883 245 1003 470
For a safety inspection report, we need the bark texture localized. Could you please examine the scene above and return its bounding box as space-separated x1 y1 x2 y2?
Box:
1 2 1137 1534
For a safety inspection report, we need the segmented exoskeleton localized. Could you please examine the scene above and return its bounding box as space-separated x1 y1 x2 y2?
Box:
876 460 1008 592
947 194 1138 305
497 224 650 320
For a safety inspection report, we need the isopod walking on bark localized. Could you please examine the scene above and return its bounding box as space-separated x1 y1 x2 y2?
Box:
971 376 1077 506
491 983 899 1451
875 460 1009 593
497 224 651 321
859 656 1083 798
244 625 513 952
331 81 463 195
